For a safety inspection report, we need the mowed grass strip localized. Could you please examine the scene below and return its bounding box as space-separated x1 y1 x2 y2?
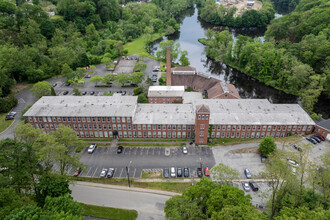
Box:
0 113 14 133
71 177 190 193
119 142 181 147
82 203 137 220
120 138 187 142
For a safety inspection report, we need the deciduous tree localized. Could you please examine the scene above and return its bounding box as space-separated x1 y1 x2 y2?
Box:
31 81 52 98
259 136 277 157
210 163 239 184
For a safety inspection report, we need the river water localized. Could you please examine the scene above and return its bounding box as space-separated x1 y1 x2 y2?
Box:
150 7 329 118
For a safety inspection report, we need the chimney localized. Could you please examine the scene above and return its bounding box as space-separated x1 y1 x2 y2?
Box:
166 45 171 86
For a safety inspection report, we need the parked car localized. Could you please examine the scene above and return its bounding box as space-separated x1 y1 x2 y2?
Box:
52 83 57 87
65 83 71 86
315 135 325 141
82 91 87 95
84 74 92 78
182 146 188 154
261 154 267 163
184 168 189 177
87 144 97 153
244 168 252 179
312 136 321 143
73 167 82 177
122 91 126 95
197 168 203 177
242 182 250 191
107 168 115 178
90 91 95 95
100 168 108 177
306 137 317 144
63 91 69 95
163 168 169 178
170 167 176 177
151 74 158 82
177 168 182 177
292 144 302 152
249 181 259 191
117 146 123 154
5 112 16 120
287 159 299 173
204 167 210 176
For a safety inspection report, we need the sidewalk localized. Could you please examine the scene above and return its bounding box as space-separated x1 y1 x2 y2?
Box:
72 181 180 196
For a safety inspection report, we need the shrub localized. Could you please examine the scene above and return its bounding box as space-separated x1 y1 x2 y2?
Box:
137 94 148 103
75 146 84 153
133 87 143 96
258 136 277 157
0 95 18 113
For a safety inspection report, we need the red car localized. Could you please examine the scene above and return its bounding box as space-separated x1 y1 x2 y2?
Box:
204 167 210 176
73 167 82 177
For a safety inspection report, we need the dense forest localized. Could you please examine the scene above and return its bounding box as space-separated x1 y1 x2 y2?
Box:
199 0 275 28
201 0 330 118
0 0 193 103
270 0 300 13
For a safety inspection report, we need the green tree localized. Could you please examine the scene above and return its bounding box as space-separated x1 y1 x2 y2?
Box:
44 194 82 216
90 75 103 85
35 174 71 207
130 72 145 85
62 64 74 81
156 40 181 62
259 136 277 157
102 73 116 84
179 50 190 66
31 81 52 98
134 62 147 72
72 87 82 96
210 163 239 184
115 73 130 86
14 122 42 145
133 87 143 96
51 87 56 96
137 94 148 103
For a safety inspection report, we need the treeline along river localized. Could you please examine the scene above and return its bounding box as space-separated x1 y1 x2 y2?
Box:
150 6 329 118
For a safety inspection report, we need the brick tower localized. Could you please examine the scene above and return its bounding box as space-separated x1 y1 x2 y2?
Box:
166 45 171 86
194 104 210 145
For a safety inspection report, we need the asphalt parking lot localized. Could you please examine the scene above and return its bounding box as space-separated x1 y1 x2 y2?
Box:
67 146 215 178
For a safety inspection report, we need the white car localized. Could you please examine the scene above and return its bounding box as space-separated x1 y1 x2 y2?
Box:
87 144 97 153
242 182 250 192
183 146 188 154
100 168 108 178
287 159 299 173
170 167 176 177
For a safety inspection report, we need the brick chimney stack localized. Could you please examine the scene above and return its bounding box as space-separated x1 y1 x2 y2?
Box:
166 45 171 86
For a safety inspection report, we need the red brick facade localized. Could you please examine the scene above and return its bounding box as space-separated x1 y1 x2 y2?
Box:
148 97 182 104
166 46 171 86
194 105 210 144
314 125 329 139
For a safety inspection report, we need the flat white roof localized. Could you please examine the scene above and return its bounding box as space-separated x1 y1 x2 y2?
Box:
133 104 195 125
24 95 138 117
148 86 185 97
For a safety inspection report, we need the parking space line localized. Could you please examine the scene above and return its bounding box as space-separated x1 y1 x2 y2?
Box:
119 168 124 177
67 166 72 174
152 148 155 155
86 167 92 176
133 168 136 177
140 148 144 155
92 167 99 177
147 148 150 155
134 148 137 155
158 148 161 155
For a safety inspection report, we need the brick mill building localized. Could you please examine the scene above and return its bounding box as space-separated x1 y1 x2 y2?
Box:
24 93 315 144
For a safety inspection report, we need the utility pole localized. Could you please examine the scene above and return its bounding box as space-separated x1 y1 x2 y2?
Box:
126 161 132 187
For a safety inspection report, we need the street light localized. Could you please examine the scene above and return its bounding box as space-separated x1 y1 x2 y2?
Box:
200 157 203 177
126 161 132 187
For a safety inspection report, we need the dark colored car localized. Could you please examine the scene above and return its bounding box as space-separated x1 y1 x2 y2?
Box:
244 168 252 179
5 115 14 120
315 135 325 141
261 154 267 163
65 83 71 86
197 168 202 177
82 91 87 95
151 74 158 82
292 145 302 152
73 167 82 177
117 146 123 154
163 168 169 178
306 137 317 144
249 181 259 191
122 91 126 95
107 168 115 178
52 83 57 87
63 91 69 95
184 168 189 177
90 91 95 95
177 168 182 177
85 74 91 78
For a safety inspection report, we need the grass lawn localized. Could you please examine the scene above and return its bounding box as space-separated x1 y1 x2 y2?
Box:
124 32 165 58
81 138 113 142
71 177 190 193
210 138 259 146
0 113 14 133
141 171 163 178
82 203 137 220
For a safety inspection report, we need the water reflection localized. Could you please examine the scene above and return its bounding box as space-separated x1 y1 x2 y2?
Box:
149 7 329 117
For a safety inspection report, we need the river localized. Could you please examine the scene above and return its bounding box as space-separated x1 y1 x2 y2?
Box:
150 6 329 118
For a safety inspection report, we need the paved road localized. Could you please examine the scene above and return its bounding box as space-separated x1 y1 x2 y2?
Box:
70 183 171 220
64 145 216 178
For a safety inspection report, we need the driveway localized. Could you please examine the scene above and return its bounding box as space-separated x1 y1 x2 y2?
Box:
70 182 171 220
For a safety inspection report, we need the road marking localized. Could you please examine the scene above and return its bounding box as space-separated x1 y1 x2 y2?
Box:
152 148 155 155
133 168 137 177
158 148 161 155
140 148 144 155
147 148 150 155
67 166 72 174
134 148 137 155
86 167 92 176
119 168 124 177
92 167 98 177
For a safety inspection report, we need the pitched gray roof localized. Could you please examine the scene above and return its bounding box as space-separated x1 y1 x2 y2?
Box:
148 86 184 97
316 119 330 130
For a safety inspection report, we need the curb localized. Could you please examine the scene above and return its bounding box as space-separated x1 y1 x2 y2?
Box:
73 181 180 197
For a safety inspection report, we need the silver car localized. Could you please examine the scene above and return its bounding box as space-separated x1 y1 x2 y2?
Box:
242 182 250 191
100 168 108 178
87 144 97 153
